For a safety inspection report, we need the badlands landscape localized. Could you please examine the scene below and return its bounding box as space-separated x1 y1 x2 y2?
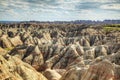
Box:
0 22 120 80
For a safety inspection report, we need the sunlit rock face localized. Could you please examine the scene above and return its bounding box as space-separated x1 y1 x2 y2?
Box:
60 60 120 80
0 54 47 80
0 47 7 55
0 35 13 48
0 23 120 80
44 69 61 80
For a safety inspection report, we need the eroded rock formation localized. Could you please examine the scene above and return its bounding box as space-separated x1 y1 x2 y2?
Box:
0 22 120 80
0 54 47 80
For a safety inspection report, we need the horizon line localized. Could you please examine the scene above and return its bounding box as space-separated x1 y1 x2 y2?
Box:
0 19 120 22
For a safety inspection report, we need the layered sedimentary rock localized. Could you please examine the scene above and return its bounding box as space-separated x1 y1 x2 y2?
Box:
60 60 120 80
44 69 61 80
0 23 120 80
0 54 47 80
0 35 23 48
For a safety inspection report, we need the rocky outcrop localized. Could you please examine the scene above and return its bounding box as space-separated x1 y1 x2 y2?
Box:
9 36 23 46
0 54 47 80
0 47 7 55
44 69 61 80
81 60 115 80
0 35 12 48
0 23 120 80
109 52 120 65
0 35 23 48
60 60 120 80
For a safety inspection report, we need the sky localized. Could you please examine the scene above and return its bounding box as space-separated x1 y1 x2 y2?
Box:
0 0 120 21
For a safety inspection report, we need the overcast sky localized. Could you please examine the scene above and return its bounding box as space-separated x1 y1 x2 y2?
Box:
0 0 120 21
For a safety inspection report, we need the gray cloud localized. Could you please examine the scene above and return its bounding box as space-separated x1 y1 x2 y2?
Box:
75 2 101 10
100 4 120 11
0 0 120 20
0 0 119 12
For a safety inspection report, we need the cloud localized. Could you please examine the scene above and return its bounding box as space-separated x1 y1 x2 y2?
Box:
81 0 119 3
0 0 119 13
0 0 120 21
0 0 30 11
100 4 120 10
75 2 100 10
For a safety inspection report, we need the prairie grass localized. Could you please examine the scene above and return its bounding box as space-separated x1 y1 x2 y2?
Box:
103 24 120 32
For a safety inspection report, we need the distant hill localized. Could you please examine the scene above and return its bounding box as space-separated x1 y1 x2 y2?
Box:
0 21 21 24
0 20 120 24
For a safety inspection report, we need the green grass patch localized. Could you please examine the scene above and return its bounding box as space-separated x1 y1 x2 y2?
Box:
4 47 14 51
104 27 120 32
105 24 120 28
103 24 120 32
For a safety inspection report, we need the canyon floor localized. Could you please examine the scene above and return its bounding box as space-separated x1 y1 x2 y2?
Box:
0 22 120 80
